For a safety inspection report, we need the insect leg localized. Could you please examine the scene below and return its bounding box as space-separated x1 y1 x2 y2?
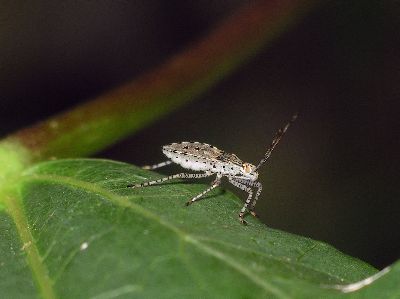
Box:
141 160 173 170
228 178 254 224
127 172 212 188
234 179 263 217
185 175 222 206
248 181 262 217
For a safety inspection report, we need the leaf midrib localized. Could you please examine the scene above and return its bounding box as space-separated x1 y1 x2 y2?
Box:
195 236 352 283
22 173 290 299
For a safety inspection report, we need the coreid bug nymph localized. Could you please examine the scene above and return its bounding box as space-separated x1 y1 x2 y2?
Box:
127 114 297 224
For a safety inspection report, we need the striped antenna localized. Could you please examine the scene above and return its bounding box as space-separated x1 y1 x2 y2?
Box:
254 113 298 171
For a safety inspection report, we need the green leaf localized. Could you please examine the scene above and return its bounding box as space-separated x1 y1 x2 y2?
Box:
1 159 398 299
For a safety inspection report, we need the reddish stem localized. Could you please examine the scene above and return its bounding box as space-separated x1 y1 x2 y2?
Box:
3 0 316 163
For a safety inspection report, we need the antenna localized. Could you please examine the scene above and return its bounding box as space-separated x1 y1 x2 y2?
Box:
254 113 298 171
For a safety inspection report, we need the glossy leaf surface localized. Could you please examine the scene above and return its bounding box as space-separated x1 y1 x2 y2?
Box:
1 159 398 299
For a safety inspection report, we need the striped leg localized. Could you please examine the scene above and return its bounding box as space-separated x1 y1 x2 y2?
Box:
127 172 212 188
229 178 254 224
142 160 172 170
234 179 263 217
185 175 222 206
249 181 262 217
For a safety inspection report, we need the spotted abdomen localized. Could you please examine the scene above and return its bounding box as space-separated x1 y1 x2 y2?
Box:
162 141 243 174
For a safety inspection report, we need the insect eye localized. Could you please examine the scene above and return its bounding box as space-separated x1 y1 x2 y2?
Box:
242 163 251 173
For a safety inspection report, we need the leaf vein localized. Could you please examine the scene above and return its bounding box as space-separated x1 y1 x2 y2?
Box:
25 174 290 298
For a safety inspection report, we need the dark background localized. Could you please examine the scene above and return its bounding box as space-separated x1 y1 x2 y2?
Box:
1 1 399 269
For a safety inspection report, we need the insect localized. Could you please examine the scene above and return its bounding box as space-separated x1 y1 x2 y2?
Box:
127 114 297 224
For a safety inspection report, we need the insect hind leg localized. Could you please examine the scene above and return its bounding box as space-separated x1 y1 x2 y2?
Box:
127 172 212 188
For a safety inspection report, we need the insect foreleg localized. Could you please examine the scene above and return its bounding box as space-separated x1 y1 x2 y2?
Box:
228 178 254 224
141 160 173 170
186 174 222 206
249 181 262 216
127 172 212 188
233 179 263 217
